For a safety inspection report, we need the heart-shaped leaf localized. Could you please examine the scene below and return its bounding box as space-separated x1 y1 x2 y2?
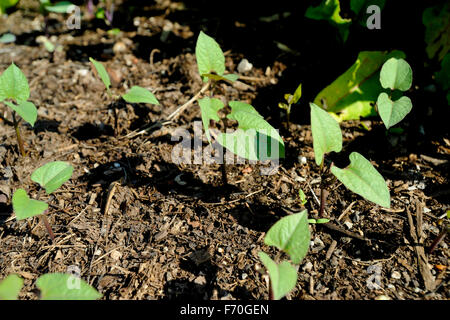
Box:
0 274 23 300
12 189 48 220
31 161 74 194
258 252 297 300
380 58 413 91
3 100 37 127
89 57 111 94
264 210 310 264
122 86 160 105
198 97 224 143
331 152 390 208
218 102 284 161
377 93 412 129
0 62 29 102
310 102 342 166
36 273 102 300
195 31 225 82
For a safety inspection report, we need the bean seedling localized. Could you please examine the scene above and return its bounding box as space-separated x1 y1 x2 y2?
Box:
258 210 310 300
278 83 302 127
310 101 390 218
190 31 284 182
0 273 101 300
0 63 38 157
89 57 160 135
12 161 74 241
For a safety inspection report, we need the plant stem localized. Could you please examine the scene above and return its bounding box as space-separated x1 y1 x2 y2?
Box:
428 228 448 254
40 212 55 242
318 155 327 217
268 278 274 300
12 112 26 157
167 81 210 121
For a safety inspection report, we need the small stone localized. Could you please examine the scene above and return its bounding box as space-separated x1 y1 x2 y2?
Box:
391 271 401 279
241 273 248 280
387 284 395 289
344 221 353 229
110 250 122 260
194 275 207 285
302 261 313 272
237 59 253 73
113 41 127 54
299 156 307 164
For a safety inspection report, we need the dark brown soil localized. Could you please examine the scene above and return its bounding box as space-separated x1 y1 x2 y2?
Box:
0 0 448 300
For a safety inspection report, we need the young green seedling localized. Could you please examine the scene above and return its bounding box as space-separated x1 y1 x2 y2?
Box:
310 102 390 218
190 31 284 183
0 63 37 157
258 210 310 300
298 188 307 206
0 273 102 300
376 58 413 129
278 83 302 127
12 161 74 241
89 57 160 135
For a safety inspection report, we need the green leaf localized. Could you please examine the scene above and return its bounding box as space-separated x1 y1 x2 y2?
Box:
31 161 74 194
313 50 406 121
331 152 390 208
0 33 16 43
3 100 37 127
89 57 111 94
264 210 310 264
305 0 352 42
258 252 297 300
0 274 23 300
0 0 19 14
423 3 450 61
310 102 342 166
12 189 48 221
195 31 225 82
36 273 102 300
198 97 224 143
44 1 74 13
299 189 307 205
122 86 160 105
217 102 284 161
292 83 302 104
0 63 30 102
377 93 412 129
379 58 412 91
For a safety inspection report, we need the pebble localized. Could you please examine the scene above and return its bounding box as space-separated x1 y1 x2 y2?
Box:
387 284 395 289
237 59 253 73
299 156 307 164
302 261 313 272
194 275 207 285
344 221 353 229
391 271 401 279
241 273 248 280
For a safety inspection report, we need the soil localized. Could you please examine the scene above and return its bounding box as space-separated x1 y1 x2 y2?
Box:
0 0 448 300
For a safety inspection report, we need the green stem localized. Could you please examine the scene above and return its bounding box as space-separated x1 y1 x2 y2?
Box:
319 155 327 218
12 112 26 157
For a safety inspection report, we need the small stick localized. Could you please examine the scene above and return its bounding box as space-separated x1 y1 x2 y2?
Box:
167 82 210 121
12 112 26 157
428 229 448 254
